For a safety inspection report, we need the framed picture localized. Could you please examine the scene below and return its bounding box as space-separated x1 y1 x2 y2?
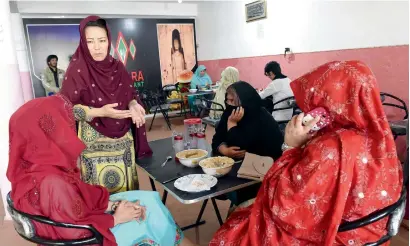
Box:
245 0 267 22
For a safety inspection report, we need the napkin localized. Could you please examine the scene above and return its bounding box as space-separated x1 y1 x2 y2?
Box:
183 175 212 192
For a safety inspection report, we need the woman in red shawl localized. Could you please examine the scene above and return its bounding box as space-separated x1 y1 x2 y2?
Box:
210 61 403 245
60 16 152 193
6 94 194 246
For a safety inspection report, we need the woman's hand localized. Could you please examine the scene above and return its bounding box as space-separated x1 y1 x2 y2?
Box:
228 107 244 130
129 101 146 128
113 201 142 226
98 103 132 119
219 144 246 159
284 113 320 148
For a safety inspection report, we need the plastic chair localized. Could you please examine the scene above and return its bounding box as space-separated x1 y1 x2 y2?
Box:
6 192 103 245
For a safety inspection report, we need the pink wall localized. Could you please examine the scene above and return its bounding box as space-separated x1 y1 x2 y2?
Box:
200 45 409 160
200 45 409 107
20 72 34 102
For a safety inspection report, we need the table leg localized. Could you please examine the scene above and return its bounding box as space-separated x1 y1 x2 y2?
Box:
162 190 168 204
149 177 156 191
195 199 208 223
181 199 208 231
211 198 224 226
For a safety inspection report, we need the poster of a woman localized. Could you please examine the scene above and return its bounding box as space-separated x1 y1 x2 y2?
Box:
171 29 186 82
157 24 196 86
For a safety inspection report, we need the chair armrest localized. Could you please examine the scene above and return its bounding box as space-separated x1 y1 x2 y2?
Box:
338 189 406 232
7 192 103 245
380 92 409 119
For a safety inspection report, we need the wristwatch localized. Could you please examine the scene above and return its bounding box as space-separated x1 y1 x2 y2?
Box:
281 142 294 152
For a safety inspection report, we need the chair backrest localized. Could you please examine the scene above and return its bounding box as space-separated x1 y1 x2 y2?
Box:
197 98 224 119
140 90 165 110
162 84 179 98
198 98 224 111
338 147 409 245
380 92 409 120
6 192 103 245
272 96 301 125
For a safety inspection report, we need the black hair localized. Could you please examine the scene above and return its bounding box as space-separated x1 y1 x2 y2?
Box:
171 29 185 57
85 19 108 36
47 54 58 63
85 19 107 29
264 61 287 79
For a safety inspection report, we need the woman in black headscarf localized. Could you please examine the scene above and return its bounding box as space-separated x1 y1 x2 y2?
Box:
212 81 284 207
212 81 283 159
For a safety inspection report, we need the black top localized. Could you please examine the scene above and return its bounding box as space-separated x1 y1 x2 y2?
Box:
49 67 59 88
212 82 284 159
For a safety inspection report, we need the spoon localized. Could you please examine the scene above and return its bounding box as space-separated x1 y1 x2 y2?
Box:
161 156 172 167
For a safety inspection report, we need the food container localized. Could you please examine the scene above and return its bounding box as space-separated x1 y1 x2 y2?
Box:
176 149 208 168
184 118 202 147
189 89 198 93
199 157 235 178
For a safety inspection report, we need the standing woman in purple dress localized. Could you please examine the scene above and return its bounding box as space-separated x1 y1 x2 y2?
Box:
60 16 152 193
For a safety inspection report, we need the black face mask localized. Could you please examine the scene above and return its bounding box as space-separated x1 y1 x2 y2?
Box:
224 103 239 115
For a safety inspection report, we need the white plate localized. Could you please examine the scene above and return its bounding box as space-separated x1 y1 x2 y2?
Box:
174 174 217 193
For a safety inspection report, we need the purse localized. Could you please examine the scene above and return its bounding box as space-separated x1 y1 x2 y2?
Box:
237 153 274 181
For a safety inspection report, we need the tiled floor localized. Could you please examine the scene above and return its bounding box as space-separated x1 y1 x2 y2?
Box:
0 117 408 245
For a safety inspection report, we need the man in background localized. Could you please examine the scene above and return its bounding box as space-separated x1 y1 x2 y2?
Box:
41 55 65 96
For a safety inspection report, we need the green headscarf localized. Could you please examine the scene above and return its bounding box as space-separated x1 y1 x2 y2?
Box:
190 65 212 89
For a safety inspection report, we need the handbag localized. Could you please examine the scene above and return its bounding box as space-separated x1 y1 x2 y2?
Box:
237 152 274 181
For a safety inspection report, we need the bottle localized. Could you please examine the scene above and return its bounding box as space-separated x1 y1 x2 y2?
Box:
196 133 208 153
173 135 184 154
190 133 197 149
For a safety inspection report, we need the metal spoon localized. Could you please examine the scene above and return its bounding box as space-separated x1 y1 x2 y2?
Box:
161 156 172 167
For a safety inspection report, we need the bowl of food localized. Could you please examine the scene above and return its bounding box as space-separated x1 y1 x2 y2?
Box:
176 149 208 168
199 156 235 177
189 89 198 93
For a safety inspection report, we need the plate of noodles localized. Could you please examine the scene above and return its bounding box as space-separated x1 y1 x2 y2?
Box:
199 156 235 177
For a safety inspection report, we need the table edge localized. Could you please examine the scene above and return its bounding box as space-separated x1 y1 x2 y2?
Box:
163 179 260 205
137 162 260 205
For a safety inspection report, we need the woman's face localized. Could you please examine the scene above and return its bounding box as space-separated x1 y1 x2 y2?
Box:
173 39 180 50
85 26 109 61
200 69 206 77
265 71 276 81
226 91 239 106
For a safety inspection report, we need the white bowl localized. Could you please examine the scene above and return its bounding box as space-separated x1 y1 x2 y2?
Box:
189 89 198 93
176 149 208 168
199 157 235 178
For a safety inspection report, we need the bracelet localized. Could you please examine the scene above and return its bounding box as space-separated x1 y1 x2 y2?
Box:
111 201 120 212
281 142 294 152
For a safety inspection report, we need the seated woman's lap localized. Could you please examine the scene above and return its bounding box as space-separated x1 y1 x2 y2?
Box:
109 191 183 246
